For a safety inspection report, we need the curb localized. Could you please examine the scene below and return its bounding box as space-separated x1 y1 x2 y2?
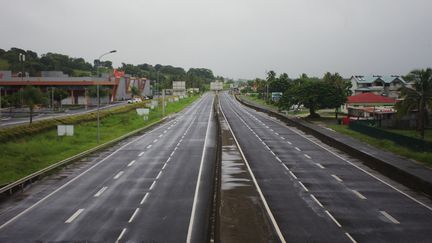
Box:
236 95 432 197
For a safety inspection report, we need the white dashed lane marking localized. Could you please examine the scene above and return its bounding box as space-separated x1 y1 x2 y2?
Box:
331 174 343 182
94 187 108 197
65 209 84 224
113 171 124 180
380 211 400 224
127 160 136 167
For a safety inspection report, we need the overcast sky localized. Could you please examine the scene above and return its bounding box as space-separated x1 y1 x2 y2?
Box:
1 0 431 79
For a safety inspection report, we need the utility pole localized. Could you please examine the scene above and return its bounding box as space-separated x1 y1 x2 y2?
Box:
19 53 25 81
84 88 88 110
0 87 2 125
96 50 117 144
162 89 165 116
51 87 54 112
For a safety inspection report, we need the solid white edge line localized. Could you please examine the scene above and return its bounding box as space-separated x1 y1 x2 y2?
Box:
289 171 298 179
310 194 324 208
94 186 108 197
128 208 140 223
0 110 182 230
325 210 342 227
283 122 432 211
238 95 432 212
380 211 400 224
65 208 84 223
352 190 367 200
186 96 214 243
275 157 282 163
128 160 136 167
298 181 309 192
113 171 124 180
140 193 149 205
115 228 127 243
219 98 287 243
345 232 358 243
162 163 167 170
282 164 290 171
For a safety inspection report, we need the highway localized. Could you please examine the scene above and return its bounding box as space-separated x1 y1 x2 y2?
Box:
0 93 216 242
219 92 432 243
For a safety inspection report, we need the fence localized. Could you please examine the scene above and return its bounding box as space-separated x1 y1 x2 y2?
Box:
349 121 432 152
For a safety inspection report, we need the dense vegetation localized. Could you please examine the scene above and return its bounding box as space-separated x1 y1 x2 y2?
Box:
0 47 220 91
242 71 352 118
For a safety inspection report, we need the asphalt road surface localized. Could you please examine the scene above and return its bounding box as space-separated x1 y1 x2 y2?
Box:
0 93 216 243
219 92 432 243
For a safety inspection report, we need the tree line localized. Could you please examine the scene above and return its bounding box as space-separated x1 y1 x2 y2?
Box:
243 71 352 118
242 68 432 139
0 47 220 91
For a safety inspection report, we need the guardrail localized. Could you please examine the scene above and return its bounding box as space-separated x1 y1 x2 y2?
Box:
0 117 168 195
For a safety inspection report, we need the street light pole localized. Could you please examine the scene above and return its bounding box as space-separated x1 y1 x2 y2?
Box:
0 87 2 125
19 53 25 81
96 50 117 144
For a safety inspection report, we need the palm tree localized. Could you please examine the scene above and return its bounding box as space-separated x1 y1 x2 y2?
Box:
396 68 432 139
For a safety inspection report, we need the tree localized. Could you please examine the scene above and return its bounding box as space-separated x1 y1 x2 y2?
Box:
396 68 432 139
279 78 334 118
131 86 140 98
269 73 291 94
323 72 352 119
22 86 45 124
53 88 69 109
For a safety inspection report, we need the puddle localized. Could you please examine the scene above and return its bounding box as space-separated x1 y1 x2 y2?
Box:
217 107 279 243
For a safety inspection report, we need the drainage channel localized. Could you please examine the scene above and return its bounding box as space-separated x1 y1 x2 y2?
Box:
215 103 279 243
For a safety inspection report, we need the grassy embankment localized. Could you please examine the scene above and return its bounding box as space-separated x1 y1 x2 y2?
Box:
328 124 432 166
241 94 432 166
0 95 199 186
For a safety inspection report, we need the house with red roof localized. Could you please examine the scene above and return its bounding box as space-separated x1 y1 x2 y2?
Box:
344 93 397 120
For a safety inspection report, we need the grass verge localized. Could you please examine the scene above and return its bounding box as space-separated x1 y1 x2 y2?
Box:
328 124 432 167
0 95 199 186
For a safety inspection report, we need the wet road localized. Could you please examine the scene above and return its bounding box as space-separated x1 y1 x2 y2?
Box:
0 94 216 243
219 92 432 243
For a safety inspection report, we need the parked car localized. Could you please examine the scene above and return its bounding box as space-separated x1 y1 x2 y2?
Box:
127 97 143 104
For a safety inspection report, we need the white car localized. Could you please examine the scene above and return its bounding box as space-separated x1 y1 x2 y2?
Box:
127 97 142 104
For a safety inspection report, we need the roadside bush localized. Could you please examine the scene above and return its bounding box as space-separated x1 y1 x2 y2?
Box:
0 101 151 143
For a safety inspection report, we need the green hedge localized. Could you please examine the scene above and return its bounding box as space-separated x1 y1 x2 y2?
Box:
0 102 151 143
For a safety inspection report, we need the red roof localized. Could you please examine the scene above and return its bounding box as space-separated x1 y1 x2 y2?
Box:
347 93 396 104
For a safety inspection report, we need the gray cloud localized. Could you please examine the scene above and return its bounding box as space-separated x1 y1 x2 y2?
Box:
1 0 431 79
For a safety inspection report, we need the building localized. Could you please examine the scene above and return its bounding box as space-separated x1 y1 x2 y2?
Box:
0 70 152 105
349 75 406 98
345 92 397 119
